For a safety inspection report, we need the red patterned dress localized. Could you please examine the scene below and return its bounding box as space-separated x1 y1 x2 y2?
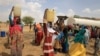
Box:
35 24 43 45
9 16 23 56
43 23 55 56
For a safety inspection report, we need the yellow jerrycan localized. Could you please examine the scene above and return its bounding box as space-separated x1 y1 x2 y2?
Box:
44 8 55 22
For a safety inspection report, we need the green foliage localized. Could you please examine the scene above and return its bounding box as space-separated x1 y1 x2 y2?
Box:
91 17 95 20
74 15 80 18
22 16 34 25
0 21 2 23
6 20 9 23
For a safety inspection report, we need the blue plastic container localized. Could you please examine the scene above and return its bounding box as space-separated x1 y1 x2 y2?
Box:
0 31 6 37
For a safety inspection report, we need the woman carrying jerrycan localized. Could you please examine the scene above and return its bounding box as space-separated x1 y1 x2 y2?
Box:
9 6 24 56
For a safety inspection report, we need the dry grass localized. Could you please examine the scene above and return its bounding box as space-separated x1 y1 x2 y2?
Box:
0 23 65 56
0 23 100 56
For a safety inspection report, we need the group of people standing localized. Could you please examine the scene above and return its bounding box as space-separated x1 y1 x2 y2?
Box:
34 18 100 56
8 7 100 56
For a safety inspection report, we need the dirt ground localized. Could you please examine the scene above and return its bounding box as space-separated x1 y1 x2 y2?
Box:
0 23 100 56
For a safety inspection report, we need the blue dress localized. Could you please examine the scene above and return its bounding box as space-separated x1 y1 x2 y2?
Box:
62 27 69 53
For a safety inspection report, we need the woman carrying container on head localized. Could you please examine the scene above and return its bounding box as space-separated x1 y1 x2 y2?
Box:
61 25 71 53
9 6 23 56
43 19 58 56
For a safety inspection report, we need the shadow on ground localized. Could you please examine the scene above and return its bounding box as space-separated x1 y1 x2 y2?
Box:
27 54 34 56
0 52 10 56
4 42 10 49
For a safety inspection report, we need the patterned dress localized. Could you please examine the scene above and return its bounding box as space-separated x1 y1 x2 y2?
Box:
43 23 55 56
35 24 43 45
9 16 23 56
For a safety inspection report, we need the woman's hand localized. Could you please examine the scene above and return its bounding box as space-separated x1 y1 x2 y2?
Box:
11 6 14 11
54 32 58 35
43 19 47 24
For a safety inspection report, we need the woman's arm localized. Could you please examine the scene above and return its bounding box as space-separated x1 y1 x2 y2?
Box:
9 7 14 26
43 19 47 36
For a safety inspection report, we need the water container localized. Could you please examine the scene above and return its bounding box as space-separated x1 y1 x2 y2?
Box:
44 9 55 22
0 31 6 37
67 17 75 26
13 5 21 17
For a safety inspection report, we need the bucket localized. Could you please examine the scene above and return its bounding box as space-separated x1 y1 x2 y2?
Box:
0 31 6 37
13 5 21 17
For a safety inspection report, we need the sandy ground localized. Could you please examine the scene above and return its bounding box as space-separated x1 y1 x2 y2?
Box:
0 23 100 56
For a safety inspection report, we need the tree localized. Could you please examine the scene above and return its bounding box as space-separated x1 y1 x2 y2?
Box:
6 20 9 23
91 17 95 20
74 15 80 18
0 21 2 23
22 16 34 25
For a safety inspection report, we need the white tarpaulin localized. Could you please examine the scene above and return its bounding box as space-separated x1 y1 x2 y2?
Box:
74 18 100 27
66 18 100 27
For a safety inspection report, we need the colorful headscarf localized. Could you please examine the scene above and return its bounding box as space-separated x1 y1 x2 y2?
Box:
73 28 86 44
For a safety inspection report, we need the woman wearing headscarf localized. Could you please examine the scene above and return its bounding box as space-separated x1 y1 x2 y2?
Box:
97 27 100 51
61 25 69 53
35 23 43 46
43 19 57 56
54 30 63 53
9 6 23 56
69 26 86 56
94 27 100 56
84 26 90 47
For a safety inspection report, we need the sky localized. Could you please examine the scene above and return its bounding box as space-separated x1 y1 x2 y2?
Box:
0 0 100 22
